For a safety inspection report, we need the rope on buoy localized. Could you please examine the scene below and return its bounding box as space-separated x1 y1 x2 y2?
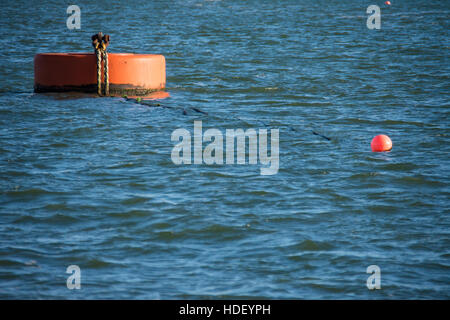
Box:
103 49 109 96
95 48 102 95
91 32 110 96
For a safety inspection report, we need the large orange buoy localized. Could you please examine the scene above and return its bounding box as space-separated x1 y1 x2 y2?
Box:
371 135 393 152
34 53 166 97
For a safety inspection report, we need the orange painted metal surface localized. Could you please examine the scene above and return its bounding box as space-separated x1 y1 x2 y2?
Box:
34 53 166 96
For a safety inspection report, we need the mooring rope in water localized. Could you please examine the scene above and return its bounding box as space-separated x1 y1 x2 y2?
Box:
125 98 331 141
87 33 329 140
92 32 110 96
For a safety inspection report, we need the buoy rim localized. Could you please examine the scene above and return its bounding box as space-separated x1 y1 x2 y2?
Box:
35 52 163 57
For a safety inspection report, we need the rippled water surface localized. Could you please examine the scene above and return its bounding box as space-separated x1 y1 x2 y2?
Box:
0 0 449 299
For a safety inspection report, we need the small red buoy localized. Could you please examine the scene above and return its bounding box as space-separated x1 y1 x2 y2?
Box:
371 135 393 152
385 1 391 5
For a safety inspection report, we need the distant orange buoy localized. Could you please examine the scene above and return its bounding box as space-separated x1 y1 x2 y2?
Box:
34 53 166 97
371 135 393 152
385 1 391 5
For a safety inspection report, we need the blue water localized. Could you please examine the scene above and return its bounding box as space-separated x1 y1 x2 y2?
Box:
0 0 449 299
